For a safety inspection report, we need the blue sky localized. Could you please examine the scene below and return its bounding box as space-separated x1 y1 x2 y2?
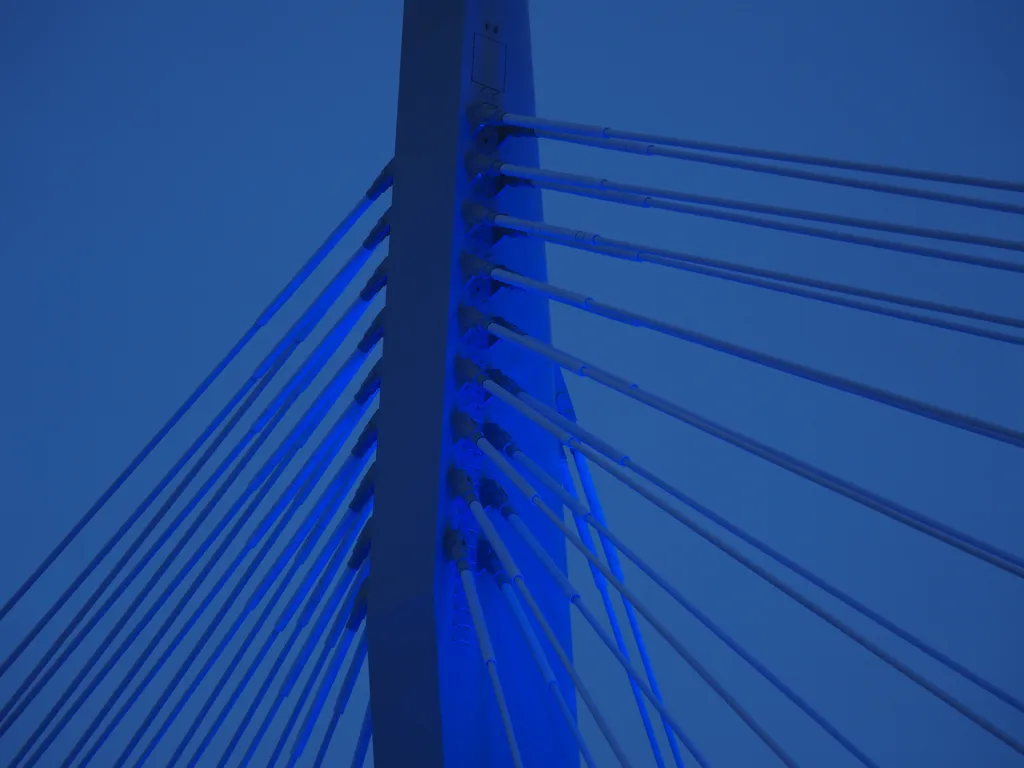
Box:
1 0 1022 765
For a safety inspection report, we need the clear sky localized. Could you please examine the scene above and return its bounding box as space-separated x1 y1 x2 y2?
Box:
1 1 1022 766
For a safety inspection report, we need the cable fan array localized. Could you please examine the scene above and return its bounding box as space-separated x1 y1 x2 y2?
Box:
437 104 1024 766
0 164 392 768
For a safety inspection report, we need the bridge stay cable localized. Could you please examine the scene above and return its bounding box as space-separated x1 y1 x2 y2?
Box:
74 435 375 768
483 159 1024 253
461 365 1024 757
0 165 392 626
469 105 1024 194
2 261 388 759
311 629 370 767
15 311 385 768
460 313 1024 579
463 256 1024 447
474 210 1024 344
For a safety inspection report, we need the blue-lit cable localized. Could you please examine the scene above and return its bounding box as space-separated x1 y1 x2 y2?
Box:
472 360 1024 717
1 291 370 751
542 388 1024 718
0 218 388 692
241 567 364 768
483 378 1024 755
222 560 365 768
482 265 1024 449
167 496 371 768
489 574 598 768
480 210 1024 344
593 512 882 766
208 560 359 768
266 582 366 768
280 625 361 768
478 440 768 766
566 441 686 768
82 352 373 768
349 703 373 768
185 500 373 768
2 329 309 727
12 387 307 768
552 458 667 768
515 441 878 766
459 487 638 768
0 354 288 736
66 395 372 768
471 106 1024 194
457 561 523 768
130 451 370 768
0 356 286 691
483 320 1024 578
571 443 1024 758
16 347 364 768
306 630 368 768
515 425 681 768
70 424 341 768
333 628 369 721
0 169 390 626
488 159 1024 253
